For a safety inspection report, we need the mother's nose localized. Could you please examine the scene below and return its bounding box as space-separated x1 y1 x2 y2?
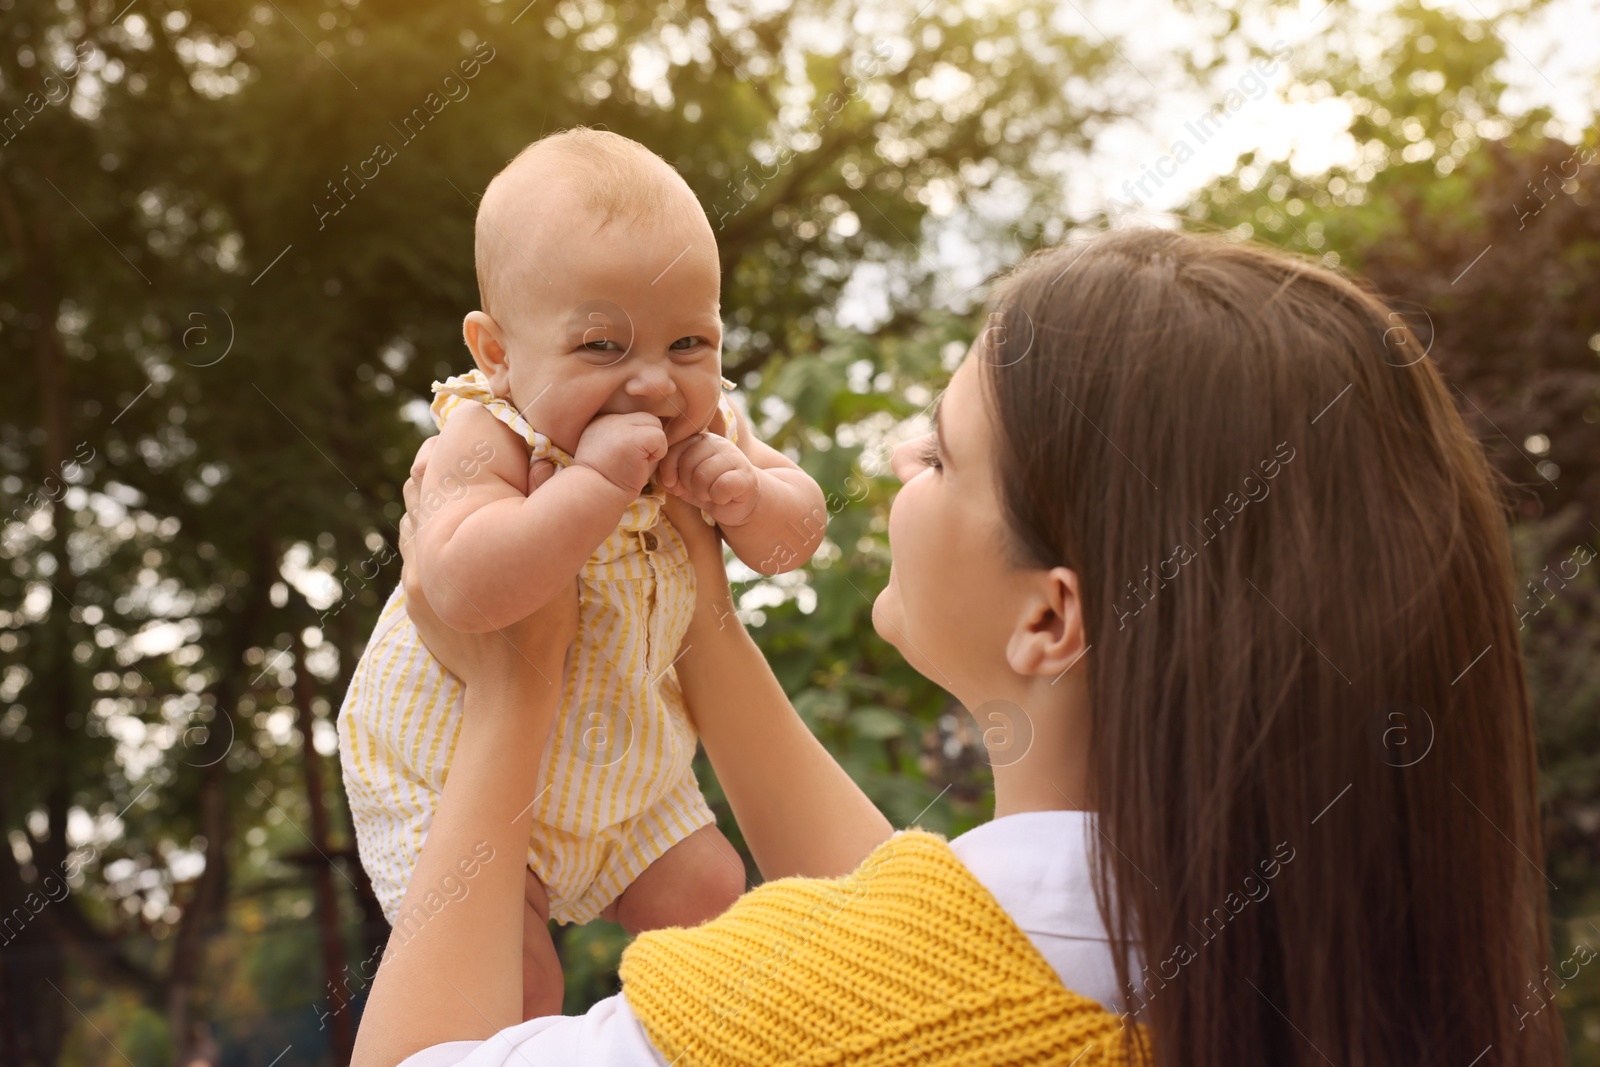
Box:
888 436 922 483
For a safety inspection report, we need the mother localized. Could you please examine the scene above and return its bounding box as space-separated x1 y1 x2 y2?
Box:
351 227 1566 1066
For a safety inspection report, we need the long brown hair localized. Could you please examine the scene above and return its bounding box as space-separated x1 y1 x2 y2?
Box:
980 227 1564 1065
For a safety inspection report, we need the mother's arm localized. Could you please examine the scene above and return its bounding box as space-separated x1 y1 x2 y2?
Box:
351 443 577 1067
661 492 894 881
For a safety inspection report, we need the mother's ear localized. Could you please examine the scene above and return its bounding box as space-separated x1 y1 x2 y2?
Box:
1005 566 1087 678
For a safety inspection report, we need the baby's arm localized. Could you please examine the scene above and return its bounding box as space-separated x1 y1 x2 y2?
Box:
415 404 665 632
657 402 826 576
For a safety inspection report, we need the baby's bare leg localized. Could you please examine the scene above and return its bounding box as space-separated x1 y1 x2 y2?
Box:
604 824 746 935
522 868 564 1020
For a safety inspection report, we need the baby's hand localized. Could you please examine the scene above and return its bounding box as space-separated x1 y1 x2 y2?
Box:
574 412 669 496
658 431 762 527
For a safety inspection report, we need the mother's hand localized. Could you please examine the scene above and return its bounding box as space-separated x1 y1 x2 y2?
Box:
399 436 579 696
353 438 579 1067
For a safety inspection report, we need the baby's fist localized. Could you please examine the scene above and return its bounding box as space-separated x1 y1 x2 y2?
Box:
658 431 761 527
574 413 669 496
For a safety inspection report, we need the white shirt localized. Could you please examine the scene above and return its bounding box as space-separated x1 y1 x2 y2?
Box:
399 810 1143 1067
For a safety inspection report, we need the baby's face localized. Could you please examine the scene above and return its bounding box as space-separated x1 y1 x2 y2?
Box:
485 206 724 459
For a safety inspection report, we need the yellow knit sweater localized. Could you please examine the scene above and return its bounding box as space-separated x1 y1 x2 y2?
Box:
619 828 1150 1066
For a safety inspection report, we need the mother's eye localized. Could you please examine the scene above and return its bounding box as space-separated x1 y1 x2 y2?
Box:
917 438 943 471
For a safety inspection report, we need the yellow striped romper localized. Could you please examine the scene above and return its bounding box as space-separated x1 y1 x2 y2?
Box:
338 368 739 926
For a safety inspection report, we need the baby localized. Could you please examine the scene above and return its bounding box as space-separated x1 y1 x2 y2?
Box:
337 128 827 1015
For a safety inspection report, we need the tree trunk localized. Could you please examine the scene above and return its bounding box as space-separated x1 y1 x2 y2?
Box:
164 536 273 1065
0 792 67 1067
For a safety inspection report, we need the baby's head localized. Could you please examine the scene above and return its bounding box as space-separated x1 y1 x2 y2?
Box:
465 128 724 456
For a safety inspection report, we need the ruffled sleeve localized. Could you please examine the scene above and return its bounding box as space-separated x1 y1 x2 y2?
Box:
429 369 575 468
715 377 740 446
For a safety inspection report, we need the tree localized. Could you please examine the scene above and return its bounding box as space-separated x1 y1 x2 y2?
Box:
2 0 1136 1061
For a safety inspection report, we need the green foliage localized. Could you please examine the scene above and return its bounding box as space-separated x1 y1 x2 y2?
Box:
1 0 1118 1061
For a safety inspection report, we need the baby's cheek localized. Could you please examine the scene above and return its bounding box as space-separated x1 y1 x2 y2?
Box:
538 390 610 455
684 374 725 431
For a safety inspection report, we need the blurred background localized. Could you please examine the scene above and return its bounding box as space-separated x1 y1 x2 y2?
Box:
1 0 1596 1062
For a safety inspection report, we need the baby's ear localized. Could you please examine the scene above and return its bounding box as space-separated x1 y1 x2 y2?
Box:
463 311 512 391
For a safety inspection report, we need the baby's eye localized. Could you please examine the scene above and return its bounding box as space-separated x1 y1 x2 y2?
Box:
917 438 943 471
582 339 622 353
669 336 707 352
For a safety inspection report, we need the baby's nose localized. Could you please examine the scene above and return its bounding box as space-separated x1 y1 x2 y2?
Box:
626 368 677 397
